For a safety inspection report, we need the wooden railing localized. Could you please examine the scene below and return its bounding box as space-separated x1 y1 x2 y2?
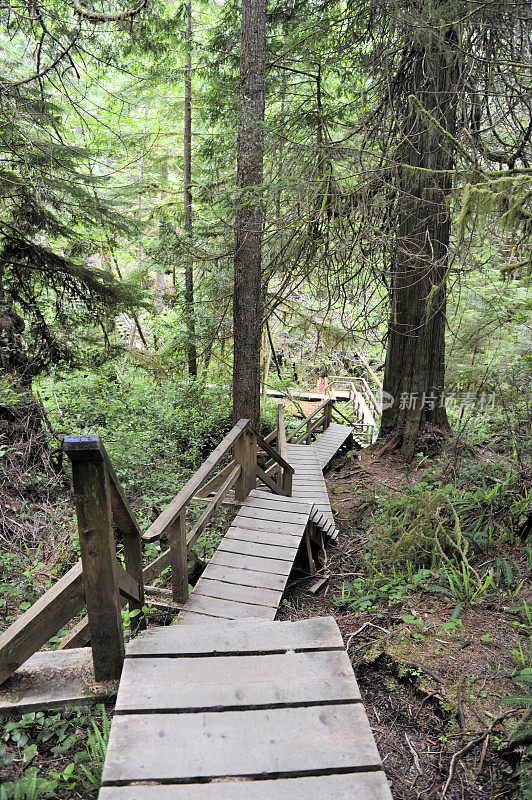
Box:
0 415 294 687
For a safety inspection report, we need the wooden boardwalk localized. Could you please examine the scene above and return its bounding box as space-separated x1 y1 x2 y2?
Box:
177 491 322 624
97 423 392 800
99 618 391 799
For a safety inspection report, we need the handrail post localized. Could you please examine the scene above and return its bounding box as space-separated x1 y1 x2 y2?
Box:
234 424 256 501
170 508 189 603
306 418 312 444
65 437 124 682
324 399 332 429
277 404 292 496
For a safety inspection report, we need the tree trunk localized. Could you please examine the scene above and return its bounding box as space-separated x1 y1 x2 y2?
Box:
380 30 458 458
183 0 198 378
232 0 267 426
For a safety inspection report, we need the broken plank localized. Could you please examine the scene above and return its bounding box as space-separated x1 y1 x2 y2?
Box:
127 617 344 656
98 771 392 800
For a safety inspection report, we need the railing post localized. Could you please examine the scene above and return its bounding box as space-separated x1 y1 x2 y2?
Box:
234 424 256 501
277 404 292 496
324 400 333 429
170 508 189 604
306 418 312 444
65 437 124 682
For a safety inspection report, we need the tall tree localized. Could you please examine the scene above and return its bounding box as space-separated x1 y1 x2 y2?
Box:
341 1 532 457
378 17 458 455
232 0 267 425
183 0 198 377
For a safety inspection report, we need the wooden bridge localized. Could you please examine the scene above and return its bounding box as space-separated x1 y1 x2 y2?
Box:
0 398 391 799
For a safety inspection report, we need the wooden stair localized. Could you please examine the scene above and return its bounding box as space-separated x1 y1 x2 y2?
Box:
98 617 392 799
314 421 354 468
95 418 395 800
176 491 324 625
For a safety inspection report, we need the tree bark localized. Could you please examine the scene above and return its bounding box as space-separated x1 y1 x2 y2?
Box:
380 29 458 457
183 0 198 378
232 0 267 426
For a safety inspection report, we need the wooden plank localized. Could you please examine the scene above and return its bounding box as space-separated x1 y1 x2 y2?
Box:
225 527 302 548
101 704 382 783
209 550 293 576
228 517 308 535
217 539 298 561
127 616 344 656
99 771 392 800
143 419 250 542
194 578 281 608
0 648 117 714
176 610 231 624
200 563 286 591
254 430 293 473
113 564 139 603
246 492 311 513
237 507 310 525
0 562 85 686
182 594 274 620
115 650 360 713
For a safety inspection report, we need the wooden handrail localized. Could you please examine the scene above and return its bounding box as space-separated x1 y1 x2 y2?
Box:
287 398 331 441
255 430 294 474
187 465 241 549
277 404 288 462
142 419 250 543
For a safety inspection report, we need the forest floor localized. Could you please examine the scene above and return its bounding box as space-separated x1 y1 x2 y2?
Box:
278 445 530 800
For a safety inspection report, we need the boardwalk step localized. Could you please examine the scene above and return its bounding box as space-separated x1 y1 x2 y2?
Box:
114 649 361 713
100 772 392 799
101 704 381 784
129 617 345 656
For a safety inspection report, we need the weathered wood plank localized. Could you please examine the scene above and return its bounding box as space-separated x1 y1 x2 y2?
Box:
227 517 308 535
217 539 298 562
245 492 311 514
209 550 293 576
199 563 286 591
98 771 392 800
0 648 117 714
0 562 85 686
114 650 360 713
194 578 281 608
127 617 344 656
237 507 310 525
180 594 274 621
101 704 381 783
225 527 302 548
